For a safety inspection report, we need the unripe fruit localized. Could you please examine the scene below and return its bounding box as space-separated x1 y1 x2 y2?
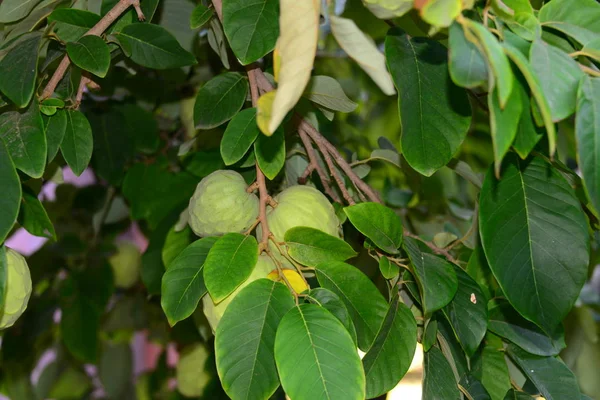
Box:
188 170 259 237
176 344 211 397
203 255 276 332
109 241 141 289
0 248 32 329
259 185 341 243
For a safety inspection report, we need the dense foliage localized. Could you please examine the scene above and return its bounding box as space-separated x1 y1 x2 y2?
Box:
0 0 599 399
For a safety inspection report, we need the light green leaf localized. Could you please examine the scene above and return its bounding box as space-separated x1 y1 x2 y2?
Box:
161 237 218 326
284 227 357 267
115 23 197 69
48 9 101 42
220 108 260 165
161 225 192 268
222 0 279 65
0 141 21 244
421 0 462 28
448 22 488 89
489 77 522 176
307 288 358 345
0 32 42 108
315 261 388 351
0 0 40 23
369 149 400 167
254 126 285 180
0 100 46 178
479 154 589 334
344 202 403 254
66 35 110 78
363 294 417 398
361 0 412 19
423 346 461 400
379 256 399 280
385 29 471 176
203 233 258 303
216 279 294 400
194 72 248 130
18 190 56 240
190 4 213 29
303 76 358 113
61 110 93 176
539 0 600 46
274 304 366 400
576 76 600 213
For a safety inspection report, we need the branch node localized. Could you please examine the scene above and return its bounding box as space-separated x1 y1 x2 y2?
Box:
132 0 145 20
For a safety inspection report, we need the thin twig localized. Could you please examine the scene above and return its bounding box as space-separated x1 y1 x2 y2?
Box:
404 231 459 265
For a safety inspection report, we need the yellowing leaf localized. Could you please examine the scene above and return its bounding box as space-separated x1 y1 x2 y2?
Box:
421 0 462 28
361 0 413 19
267 0 320 134
273 47 280 82
257 91 277 135
329 16 396 96
267 269 308 294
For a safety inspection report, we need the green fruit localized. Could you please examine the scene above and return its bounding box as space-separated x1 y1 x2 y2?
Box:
109 241 141 289
176 344 211 397
188 170 259 237
0 248 32 329
202 255 276 332
259 185 341 243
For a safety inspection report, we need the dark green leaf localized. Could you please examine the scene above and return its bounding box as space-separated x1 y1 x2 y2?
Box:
216 279 294 400
0 101 46 178
472 341 512 400
488 299 565 356
479 155 589 333
423 346 461 400
379 255 399 280
459 375 491 400
307 288 358 345
507 345 581 400
194 72 248 129
0 32 42 107
99 341 133 400
284 227 357 267
44 110 67 163
222 0 279 65
576 76 600 213
254 126 285 180
513 82 544 159
423 320 438 352
363 294 417 398
504 389 534 400
315 261 388 351
344 202 403 254
118 103 159 154
0 141 21 243
161 237 218 326
190 4 213 29
303 76 358 113
61 110 93 176
221 107 260 166
116 23 197 69
0 0 40 23
404 237 458 314
90 110 134 185
203 233 258 303
48 9 101 43
66 35 110 78
489 78 522 176
18 190 56 240
274 304 366 400
448 22 488 89
442 266 488 357
385 29 471 176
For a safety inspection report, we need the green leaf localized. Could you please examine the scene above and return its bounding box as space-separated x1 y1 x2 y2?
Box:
442 266 488 357
118 103 159 154
0 141 21 244
190 4 213 29
576 76 600 213
18 190 56 240
303 76 358 113
479 154 589 334
161 225 192 268
0 0 40 23
529 38 584 122
0 32 42 107
507 345 581 400
489 78 523 176
48 9 101 43
220 108 260 165
448 22 488 89
284 227 357 267
254 126 285 180
61 110 93 176
161 237 218 326
423 346 461 400
0 101 46 178
385 29 471 176
203 233 258 303
472 342 512 400
222 0 279 65
307 288 358 346
0 247 7 311
99 341 133 400
274 304 366 400
315 261 388 351
363 294 417 398
539 0 600 46
488 299 565 356
512 82 544 159
216 279 294 400
66 35 110 78
459 375 492 400
379 256 399 280
115 23 197 69
504 389 534 400
420 0 462 28
404 237 458 314
344 202 403 254
193 72 248 129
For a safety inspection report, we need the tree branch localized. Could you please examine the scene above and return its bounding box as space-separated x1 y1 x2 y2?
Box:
41 0 144 100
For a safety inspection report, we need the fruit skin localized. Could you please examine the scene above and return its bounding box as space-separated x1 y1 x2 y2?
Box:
0 248 32 329
109 241 141 289
258 185 341 243
202 255 276 332
176 344 211 397
188 170 259 237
